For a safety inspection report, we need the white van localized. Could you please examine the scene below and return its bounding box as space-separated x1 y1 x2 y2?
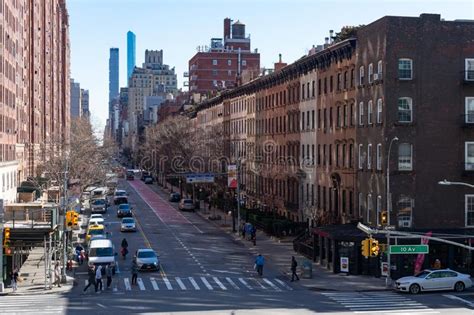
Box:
88 238 116 273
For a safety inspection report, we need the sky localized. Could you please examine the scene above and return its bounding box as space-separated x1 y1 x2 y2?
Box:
68 0 474 131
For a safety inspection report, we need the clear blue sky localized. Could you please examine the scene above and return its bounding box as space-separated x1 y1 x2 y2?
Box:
68 0 474 130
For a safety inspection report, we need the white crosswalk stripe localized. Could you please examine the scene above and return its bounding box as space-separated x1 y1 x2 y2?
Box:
163 276 173 290
322 292 439 314
107 275 293 292
137 277 146 290
176 277 187 290
150 277 159 290
0 294 68 314
189 277 201 290
201 276 214 290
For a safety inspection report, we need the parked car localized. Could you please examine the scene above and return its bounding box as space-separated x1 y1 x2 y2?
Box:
135 248 160 271
144 176 153 184
90 198 107 213
114 190 127 198
178 198 195 211
395 269 472 294
120 217 136 232
90 214 103 220
117 204 133 218
169 192 181 202
140 171 151 181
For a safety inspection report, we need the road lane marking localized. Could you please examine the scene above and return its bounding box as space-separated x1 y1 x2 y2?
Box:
137 278 146 290
201 277 213 290
274 279 293 290
124 278 131 290
163 276 173 290
189 277 200 290
150 277 159 290
353 310 438 314
444 294 474 308
263 278 281 291
175 277 187 290
212 277 227 290
225 277 240 290
252 278 266 289
238 278 253 290
132 211 152 248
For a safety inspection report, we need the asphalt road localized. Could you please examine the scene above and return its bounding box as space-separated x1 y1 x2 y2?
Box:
11 176 472 315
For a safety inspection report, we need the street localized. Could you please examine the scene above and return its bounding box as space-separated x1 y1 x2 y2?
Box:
3 178 474 314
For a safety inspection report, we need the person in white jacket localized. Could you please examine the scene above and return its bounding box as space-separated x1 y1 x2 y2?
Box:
95 265 103 293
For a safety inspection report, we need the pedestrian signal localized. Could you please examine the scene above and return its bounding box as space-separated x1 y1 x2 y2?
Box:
370 238 380 257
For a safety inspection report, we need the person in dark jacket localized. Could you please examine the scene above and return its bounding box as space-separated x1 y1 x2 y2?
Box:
291 256 300 281
83 266 96 293
131 259 138 285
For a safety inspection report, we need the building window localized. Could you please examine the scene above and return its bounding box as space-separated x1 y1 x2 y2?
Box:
377 60 383 76
398 97 413 123
213 59 218 66
376 196 382 225
398 143 413 171
212 69 218 76
465 142 474 170
368 63 373 84
376 98 383 124
350 69 355 87
466 195 474 227
242 60 247 66
358 144 364 169
398 58 413 80
358 192 364 219
376 143 382 170
465 59 474 81
227 59 232 66
311 110 315 129
312 81 315 97
359 66 365 85
367 100 373 125
398 196 413 228
367 144 372 169
228 70 232 76
337 73 342 91
367 194 373 223
358 102 364 126
466 97 474 123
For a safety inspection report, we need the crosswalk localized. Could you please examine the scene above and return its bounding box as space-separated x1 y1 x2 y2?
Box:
85 275 293 293
322 292 439 314
0 294 68 314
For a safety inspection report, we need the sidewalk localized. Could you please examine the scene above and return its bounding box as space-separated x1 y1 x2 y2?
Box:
159 182 390 292
6 247 75 296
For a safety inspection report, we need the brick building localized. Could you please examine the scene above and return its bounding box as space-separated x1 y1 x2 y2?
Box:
188 18 260 95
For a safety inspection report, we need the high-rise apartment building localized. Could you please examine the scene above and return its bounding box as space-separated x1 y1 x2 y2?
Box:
81 89 90 117
70 79 82 117
188 18 260 95
127 31 136 81
109 47 119 116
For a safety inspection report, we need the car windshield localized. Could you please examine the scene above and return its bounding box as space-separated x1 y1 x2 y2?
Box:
119 204 130 210
184 200 193 204
415 271 431 278
115 191 127 196
89 247 113 257
122 219 134 224
91 215 102 218
137 251 156 258
92 199 105 205
89 229 104 235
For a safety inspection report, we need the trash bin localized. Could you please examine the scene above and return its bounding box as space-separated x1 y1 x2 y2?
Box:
302 260 312 279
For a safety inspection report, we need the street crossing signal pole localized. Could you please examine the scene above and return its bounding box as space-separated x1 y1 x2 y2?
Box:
236 159 241 234
61 159 68 284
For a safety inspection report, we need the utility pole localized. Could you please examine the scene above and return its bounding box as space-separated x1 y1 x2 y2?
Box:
386 136 398 287
236 159 241 233
61 159 68 283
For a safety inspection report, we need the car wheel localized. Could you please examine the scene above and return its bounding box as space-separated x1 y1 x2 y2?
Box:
454 281 465 292
409 283 421 294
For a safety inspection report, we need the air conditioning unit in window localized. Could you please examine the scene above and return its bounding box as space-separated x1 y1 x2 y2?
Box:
373 73 379 81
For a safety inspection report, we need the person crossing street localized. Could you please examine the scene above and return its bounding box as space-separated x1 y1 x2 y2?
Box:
83 266 96 293
106 265 113 289
95 265 103 293
255 254 264 277
290 256 300 282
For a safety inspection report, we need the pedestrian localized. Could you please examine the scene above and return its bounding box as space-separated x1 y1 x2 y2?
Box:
95 265 103 293
121 238 129 260
290 256 300 282
255 254 264 277
242 224 246 239
75 244 84 265
433 259 441 269
106 265 113 289
11 267 19 292
83 266 96 293
54 261 62 287
251 226 257 246
131 258 138 285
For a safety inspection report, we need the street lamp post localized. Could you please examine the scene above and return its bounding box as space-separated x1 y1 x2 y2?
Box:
438 179 474 188
386 136 399 287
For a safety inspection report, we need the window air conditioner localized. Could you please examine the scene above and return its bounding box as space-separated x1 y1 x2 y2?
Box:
373 73 379 81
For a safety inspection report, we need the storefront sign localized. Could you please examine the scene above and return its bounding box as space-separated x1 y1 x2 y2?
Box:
381 262 389 276
340 257 349 273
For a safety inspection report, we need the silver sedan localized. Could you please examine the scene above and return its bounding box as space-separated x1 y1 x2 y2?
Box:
396 269 472 294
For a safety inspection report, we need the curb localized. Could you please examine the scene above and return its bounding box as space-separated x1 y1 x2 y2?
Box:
2 284 74 296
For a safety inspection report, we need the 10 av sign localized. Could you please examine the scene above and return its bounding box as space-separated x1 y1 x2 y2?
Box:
389 245 429 254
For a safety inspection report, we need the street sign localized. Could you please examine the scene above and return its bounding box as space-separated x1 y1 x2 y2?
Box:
389 245 429 254
186 173 215 184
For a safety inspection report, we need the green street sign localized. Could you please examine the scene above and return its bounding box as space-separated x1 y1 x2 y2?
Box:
389 245 429 254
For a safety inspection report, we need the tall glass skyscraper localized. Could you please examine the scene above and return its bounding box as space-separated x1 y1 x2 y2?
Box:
127 31 136 80
109 47 119 119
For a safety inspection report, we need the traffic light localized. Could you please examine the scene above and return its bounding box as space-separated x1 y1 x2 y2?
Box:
66 210 74 227
380 211 388 226
370 238 380 257
361 238 370 258
3 227 11 248
72 212 79 228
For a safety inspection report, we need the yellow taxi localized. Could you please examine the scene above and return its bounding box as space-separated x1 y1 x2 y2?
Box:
85 224 105 243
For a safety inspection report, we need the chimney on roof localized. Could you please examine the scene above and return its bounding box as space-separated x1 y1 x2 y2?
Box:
224 18 231 40
329 30 334 43
274 54 287 72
